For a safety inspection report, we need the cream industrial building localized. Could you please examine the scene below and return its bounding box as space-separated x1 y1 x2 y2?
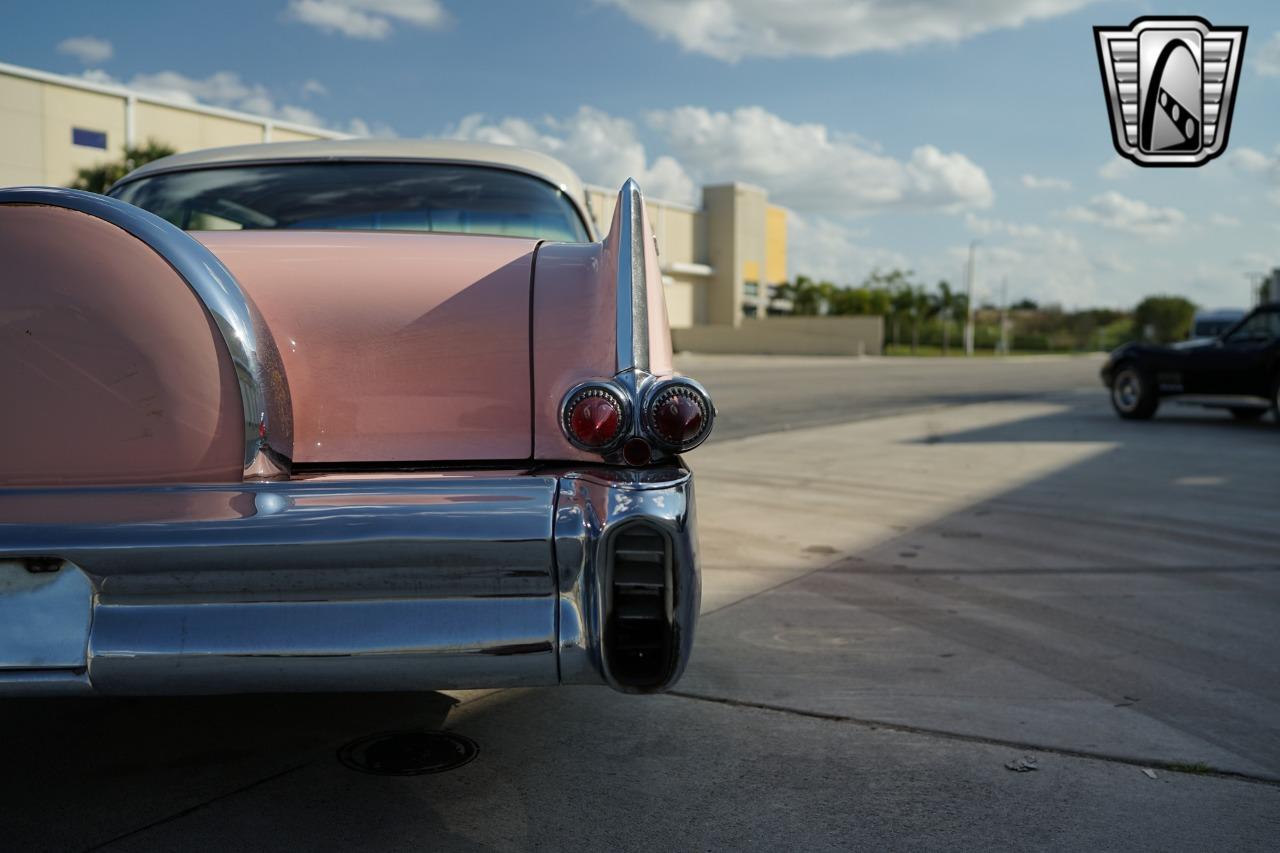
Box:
0 60 823 345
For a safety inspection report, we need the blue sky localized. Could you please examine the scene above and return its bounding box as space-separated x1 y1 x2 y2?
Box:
6 0 1280 309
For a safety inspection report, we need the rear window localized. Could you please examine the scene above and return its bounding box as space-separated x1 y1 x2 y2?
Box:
110 162 591 242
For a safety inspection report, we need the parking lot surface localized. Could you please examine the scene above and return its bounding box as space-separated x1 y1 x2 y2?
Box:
5 355 1279 852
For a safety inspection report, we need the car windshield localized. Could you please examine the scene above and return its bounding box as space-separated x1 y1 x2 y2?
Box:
1223 310 1280 343
1193 319 1239 338
110 162 591 242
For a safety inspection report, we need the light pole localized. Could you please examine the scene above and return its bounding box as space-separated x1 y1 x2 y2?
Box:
964 240 980 356
1245 271 1264 308
999 277 1009 355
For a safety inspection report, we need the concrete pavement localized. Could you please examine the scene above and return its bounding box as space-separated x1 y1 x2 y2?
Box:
4 356 1278 851
681 352 1102 441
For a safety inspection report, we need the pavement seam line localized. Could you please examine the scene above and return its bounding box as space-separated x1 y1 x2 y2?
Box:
700 558 841 618
81 762 310 852
666 689 1280 788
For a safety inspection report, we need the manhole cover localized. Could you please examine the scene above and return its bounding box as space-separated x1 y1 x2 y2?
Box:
338 730 478 776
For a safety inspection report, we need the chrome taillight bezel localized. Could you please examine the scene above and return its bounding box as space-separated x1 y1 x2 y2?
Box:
641 377 715 453
560 381 631 453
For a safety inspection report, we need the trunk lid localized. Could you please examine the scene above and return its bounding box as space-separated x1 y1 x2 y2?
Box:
197 230 536 465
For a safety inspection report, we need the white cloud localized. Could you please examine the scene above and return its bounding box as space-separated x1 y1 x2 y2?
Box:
1061 191 1186 238
787 212 909 283
88 68 384 136
647 105 993 212
1020 173 1071 191
57 35 113 65
346 117 399 138
80 69 115 85
1253 31 1280 76
1210 213 1242 227
1098 156 1132 180
1230 146 1274 174
964 213 1081 251
954 214 1100 307
1226 147 1280 207
599 0 1098 61
443 104 992 214
301 79 329 98
442 107 697 204
287 0 448 39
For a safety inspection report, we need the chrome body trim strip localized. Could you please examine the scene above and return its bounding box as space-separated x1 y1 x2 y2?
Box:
0 468 698 695
614 177 650 385
0 187 292 478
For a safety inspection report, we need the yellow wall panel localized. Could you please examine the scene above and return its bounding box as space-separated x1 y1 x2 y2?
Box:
766 205 787 284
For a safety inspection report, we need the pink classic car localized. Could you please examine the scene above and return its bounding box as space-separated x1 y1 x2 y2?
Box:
0 140 713 696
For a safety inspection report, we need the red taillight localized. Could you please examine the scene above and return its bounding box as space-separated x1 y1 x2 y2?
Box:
652 391 703 444
561 378 713 459
564 386 624 449
645 382 713 452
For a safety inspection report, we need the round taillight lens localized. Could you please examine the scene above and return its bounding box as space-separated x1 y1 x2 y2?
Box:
564 387 624 449
646 383 712 451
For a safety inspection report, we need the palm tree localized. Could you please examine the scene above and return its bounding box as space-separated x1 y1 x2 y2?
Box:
934 280 956 355
888 285 914 348
908 285 936 354
70 139 176 194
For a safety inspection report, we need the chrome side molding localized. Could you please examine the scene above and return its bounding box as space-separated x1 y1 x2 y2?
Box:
0 187 292 478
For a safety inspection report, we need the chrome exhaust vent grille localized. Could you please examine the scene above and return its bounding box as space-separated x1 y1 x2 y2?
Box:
606 525 674 687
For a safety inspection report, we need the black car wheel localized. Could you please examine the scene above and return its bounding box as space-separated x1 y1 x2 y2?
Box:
1110 365 1158 420
1230 407 1266 421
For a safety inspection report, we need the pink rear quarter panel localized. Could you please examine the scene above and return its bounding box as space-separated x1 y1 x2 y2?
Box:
198 231 536 464
532 190 675 461
0 205 244 485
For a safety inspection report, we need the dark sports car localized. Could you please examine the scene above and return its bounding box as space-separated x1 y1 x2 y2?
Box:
1101 303 1280 421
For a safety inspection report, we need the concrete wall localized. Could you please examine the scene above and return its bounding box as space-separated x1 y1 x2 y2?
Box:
0 63 337 188
0 73 49 186
133 102 266 152
673 315 884 357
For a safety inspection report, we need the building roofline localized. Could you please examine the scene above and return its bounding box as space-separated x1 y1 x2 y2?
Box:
583 182 701 214
0 60 349 141
701 180 770 196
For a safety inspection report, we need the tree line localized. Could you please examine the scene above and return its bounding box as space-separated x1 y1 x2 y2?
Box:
775 271 1200 353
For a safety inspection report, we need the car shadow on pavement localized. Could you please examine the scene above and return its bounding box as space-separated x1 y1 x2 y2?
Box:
0 691 457 852
684 393 1280 782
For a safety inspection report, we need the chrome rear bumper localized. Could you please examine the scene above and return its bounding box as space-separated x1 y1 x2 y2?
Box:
0 466 698 696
